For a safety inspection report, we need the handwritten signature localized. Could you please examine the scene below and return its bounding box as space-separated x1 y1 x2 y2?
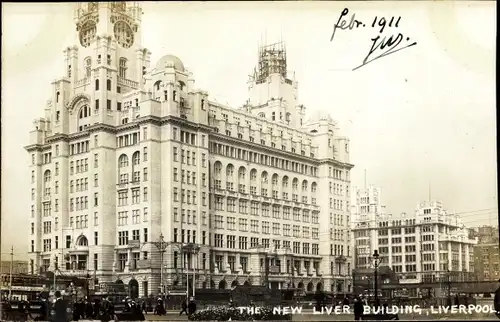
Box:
330 8 417 71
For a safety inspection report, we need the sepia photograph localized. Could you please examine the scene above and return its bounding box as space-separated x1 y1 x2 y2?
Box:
1 1 497 321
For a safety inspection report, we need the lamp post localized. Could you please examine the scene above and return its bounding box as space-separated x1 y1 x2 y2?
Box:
371 250 380 307
86 273 91 298
151 233 168 299
182 243 200 299
446 270 452 308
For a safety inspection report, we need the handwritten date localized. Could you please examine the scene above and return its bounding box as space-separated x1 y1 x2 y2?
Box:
330 8 417 71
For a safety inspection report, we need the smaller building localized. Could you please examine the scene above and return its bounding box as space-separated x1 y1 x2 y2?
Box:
0 260 29 275
473 225 499 281
352 197 477 284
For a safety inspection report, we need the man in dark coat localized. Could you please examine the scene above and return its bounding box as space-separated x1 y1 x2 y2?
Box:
343 296 350 308
53 291 69 322
494 279 500 319
85 298 94 319
98 295 114 322
179 299 188 315
36 298 48 321
353 296 364 321
187 297 197 315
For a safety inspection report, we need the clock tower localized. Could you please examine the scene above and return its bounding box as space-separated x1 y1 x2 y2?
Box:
52 2 151 134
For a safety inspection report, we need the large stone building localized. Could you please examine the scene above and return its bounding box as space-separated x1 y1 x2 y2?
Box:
352 195 477 285
25 2 354 297
473 225 499 281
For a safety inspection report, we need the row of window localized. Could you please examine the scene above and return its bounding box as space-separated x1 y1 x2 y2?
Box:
210 142 319 176
117 208 149 226
172 148 206 167
117 188 149 205
117 228 149 245
213 198 318 219
173 168 204 186
211 215 320 238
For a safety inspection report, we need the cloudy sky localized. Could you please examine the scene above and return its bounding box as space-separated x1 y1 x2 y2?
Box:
1 2 497 259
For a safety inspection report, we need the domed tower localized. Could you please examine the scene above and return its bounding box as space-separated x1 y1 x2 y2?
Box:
52 2 151 134
247 42 304 128
149 54 208 123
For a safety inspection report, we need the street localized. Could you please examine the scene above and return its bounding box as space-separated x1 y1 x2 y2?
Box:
124 312 499 321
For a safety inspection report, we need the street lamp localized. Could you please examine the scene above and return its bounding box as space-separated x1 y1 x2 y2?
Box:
182 243 200 299
371 250 380 307
150 233 168 299
86 273 91 298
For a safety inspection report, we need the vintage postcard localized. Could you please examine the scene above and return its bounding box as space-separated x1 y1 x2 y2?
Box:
1 2 497 320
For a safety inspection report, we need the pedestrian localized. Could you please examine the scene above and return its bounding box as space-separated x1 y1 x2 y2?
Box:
93 299 101 319
53 291 69 322
353 297 364 321
85 298 94 319
494 279 500 318
35 297 48 321
72 300 80 321
98 295 115 322
343 296 350 309
141 301 147 314
179 299 188 315
187 297 197 315
155 297 165 315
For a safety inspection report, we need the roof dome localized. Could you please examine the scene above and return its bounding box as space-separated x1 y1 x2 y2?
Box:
307 110 334 123
155 54 185 72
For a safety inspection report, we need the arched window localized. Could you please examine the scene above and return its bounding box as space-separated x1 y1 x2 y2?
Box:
132 151 140 165
121 118 129 124
118 154 129 168
85 57 92 78
44 170 52 183
226 164 234 178
119 58 127 78
78 105 91 131
213 161 222 178
77 236 88 246
282 176 289 188
43 170 52 196
258 112 265 118
79 105 91 119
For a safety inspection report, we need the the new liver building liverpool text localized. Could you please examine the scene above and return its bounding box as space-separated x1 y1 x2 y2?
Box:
26 2 353 298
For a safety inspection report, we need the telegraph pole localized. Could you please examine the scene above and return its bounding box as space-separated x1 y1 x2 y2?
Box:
8 246 13 300
447 270 452 308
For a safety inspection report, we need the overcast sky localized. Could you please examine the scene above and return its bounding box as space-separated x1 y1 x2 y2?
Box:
1 2 497 259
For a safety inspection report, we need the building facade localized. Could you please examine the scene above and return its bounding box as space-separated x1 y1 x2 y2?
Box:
350 185 387 269
25 2 354 297
352 196 477 285
473 225 499 281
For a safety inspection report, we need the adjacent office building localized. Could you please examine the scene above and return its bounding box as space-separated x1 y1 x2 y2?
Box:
473 225 500 281
352 191 477 285
26 2 354 297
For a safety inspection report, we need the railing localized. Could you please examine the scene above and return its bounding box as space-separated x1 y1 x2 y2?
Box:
117 77 138 88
